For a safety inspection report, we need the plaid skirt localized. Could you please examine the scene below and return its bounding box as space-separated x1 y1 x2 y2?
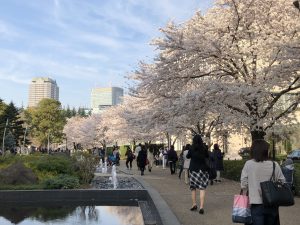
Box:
190 170 209 190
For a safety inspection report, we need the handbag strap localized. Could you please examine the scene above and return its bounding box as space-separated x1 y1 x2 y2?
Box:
270 161 275 181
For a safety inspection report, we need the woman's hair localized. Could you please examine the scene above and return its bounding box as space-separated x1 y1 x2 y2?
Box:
191 134 204 151
185 144 191 151
213 144 219 150
170 145 175 151
251 139 269 162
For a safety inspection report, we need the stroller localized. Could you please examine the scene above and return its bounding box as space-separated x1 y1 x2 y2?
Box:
281 159 295 193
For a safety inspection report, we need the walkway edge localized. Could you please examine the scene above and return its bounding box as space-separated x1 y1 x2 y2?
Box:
135 177 181 225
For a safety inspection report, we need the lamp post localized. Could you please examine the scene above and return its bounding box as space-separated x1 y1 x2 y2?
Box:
2 119 8 156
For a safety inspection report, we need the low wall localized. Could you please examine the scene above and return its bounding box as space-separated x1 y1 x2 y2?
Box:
0 189 147 205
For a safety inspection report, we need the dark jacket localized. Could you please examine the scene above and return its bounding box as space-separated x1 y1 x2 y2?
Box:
137 149 147 167
186 147 209 172
125 149 134 160
167 149 178 162
213 149 224 171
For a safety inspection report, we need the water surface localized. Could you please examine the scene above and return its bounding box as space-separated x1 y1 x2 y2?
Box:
0 205 144 225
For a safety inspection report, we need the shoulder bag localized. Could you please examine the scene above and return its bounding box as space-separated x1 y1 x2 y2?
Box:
260 161 294 207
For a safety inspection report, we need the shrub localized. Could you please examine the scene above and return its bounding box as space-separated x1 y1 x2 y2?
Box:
29 155 75 175
0 162 38 185
223 159 300 196
72 152 98 184
222 160 246 182
43 174 80 189
294 163 300 196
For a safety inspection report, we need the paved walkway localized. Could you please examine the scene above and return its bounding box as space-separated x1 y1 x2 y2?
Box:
119 161 299 225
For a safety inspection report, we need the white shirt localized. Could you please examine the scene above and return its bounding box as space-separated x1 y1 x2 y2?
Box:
183 150 191 169
241 159 285 204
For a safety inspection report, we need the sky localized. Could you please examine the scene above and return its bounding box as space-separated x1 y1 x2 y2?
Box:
0 0 213 108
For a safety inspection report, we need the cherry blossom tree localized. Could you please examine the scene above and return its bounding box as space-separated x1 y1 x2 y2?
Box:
144 0 300 141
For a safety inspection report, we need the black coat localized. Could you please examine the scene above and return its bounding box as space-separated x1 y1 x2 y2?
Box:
213 149 224 171
167 149 178 162
186 147 209 172
137 149 147 167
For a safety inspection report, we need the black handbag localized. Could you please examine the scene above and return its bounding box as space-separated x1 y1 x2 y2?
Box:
260 161 294 207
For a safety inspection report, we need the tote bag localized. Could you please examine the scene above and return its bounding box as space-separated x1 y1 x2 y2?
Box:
232 193 252 224
260 161 294 207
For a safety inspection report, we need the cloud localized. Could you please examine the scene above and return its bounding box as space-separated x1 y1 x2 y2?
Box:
0 0 213 107
0 20 19 39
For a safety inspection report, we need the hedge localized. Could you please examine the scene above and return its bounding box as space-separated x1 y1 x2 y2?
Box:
223 160 300 196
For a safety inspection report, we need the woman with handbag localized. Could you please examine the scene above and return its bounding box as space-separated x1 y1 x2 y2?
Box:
240 139 285 225
186 134 210 214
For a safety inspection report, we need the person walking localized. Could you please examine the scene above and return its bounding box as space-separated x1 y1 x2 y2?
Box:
147 149 154 172
125 146 134 170
212 144 224 182
186 135 209 214
137 145 147 176
208 148 216 185
241 139 285 225
135 143 142 170
167 145 178 174
183 144 191 185
178 146 184 179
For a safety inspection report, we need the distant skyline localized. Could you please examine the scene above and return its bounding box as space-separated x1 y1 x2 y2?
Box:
0 0 213 108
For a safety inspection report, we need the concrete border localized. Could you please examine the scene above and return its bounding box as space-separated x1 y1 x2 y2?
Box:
135 177 181 225
0 189 146 205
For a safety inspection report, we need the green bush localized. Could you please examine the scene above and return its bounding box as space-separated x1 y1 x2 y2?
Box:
0 152 97 189
222 160 246 182
294 163 300 196
72 152 97 184
29 155 75 175
0 162 38 185
43 174 79 189
223 159 300 196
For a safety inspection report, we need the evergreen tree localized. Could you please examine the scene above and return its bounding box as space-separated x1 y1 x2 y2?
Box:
77 107 86 117
4 131 16 150
71 107 77 117
4 102 25 147
0 99 8 148
65 105 72 118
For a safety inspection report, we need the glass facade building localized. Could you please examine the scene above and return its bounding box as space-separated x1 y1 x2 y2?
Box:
91 87 123 114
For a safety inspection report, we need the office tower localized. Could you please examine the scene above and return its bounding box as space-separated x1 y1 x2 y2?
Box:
28 77 59 107
91 87 123 114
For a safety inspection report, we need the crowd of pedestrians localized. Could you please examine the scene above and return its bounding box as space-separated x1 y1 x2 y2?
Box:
96 137 295 224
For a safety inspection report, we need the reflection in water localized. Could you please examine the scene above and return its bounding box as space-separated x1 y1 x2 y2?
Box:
107 206 144 225
0 205 144 225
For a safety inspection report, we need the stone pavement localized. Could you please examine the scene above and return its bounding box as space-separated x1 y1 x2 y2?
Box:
118 161 299 225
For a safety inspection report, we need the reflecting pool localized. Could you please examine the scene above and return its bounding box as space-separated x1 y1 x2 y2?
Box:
0 205 144 225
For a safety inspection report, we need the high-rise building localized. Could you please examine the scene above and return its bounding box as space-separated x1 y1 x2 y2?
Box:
28 77 59 107
91 87 123 114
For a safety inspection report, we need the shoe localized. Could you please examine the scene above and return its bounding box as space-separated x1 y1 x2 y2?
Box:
199 208 204 214
190 205 197 211
210 180 213 185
